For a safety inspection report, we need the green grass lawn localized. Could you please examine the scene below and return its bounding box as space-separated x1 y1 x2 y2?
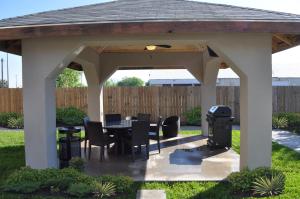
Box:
0 130 300 198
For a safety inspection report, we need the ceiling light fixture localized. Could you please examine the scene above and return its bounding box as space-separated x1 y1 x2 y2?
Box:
145 45 157 51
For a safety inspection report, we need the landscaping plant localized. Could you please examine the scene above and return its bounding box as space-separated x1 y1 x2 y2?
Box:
272 116 288 129
184 107 201 125
252 172 285 196
69 157 85 172
227 167 285 196
56 107 86 126
274 112 300 133
94 182 116 198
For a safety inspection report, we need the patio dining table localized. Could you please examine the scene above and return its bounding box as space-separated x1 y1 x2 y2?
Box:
103 120 157 154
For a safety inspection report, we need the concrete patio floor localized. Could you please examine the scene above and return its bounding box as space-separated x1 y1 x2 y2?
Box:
82 135 239 181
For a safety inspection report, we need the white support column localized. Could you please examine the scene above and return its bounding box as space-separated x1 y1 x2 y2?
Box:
208 33 273 169
82 63 103 122
22 38 80 169
201 59 220 136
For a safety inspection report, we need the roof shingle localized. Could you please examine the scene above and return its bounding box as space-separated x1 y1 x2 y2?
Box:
0 0 300 28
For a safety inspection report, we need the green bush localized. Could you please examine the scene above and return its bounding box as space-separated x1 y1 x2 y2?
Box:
69 157 85 172
184 107 201 125
7 116 23 129
67 183 95 198
227 167 285 195
274 112 300 133
3 167 96 191
42 177 73 192
272 116 288 129
0 112 21 127
56 107 86 126
253 172 285 196
3 182 41 194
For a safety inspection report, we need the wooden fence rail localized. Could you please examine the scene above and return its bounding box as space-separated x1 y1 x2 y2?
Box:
1 86 300 123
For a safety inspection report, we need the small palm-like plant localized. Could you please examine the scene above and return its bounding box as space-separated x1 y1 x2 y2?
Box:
252 172 285 196
94 182 116 198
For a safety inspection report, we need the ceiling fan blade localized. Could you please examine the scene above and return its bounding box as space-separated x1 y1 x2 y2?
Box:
156 45 172 48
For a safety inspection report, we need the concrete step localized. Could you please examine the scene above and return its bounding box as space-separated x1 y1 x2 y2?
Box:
136 190 167 199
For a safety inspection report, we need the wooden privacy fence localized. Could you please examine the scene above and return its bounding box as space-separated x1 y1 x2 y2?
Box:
1 86 300 122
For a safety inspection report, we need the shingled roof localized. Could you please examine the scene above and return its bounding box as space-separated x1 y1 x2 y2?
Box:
1 0 300 27
0 0 300 55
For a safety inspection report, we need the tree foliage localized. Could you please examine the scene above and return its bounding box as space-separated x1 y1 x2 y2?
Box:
104 79 117 87
0 80 8 88
117 77 144 87
56 68 83 88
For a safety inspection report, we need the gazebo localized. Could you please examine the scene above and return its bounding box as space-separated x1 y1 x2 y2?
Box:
0 0 300 170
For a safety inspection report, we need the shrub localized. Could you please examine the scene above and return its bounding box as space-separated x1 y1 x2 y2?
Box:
0 112 21 127
69 157 85 172
252 172 285 196
3 182 41 194
3 167 96 192
227 167 285 196
42 177 73 192
184 107 201 125
94 182 116 198
275 112 300 133
227 168 254 193
97 175 133 193
67 183 94 198
272 116 288 129
56 107 86 126
7 116 23 129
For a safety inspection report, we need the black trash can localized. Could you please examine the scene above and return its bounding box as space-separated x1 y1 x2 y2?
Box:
58 127 81 168
206 106 234 149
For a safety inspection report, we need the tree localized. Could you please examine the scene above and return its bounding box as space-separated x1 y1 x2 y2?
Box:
104 79 117 87
117 77 144 87
56 68 83 88
0 80 8 88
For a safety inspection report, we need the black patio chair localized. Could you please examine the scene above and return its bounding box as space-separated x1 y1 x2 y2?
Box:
162 116 180 138
137 113 151 122
87 121 117 161
105 114 121 137
83 117 90 154
149 116 162 153
122 120 150 161
105 114 121 123
125 116 137 120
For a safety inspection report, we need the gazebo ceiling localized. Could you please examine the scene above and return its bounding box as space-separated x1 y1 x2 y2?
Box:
0 0 300 56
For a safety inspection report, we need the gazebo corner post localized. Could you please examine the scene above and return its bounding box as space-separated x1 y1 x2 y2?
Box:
209 33 273 169
22 38 81 169
200 58 220 136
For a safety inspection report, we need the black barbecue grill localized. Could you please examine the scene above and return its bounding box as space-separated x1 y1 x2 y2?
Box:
206 105 234 149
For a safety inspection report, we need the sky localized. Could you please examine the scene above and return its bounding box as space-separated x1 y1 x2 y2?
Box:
0 0 300 87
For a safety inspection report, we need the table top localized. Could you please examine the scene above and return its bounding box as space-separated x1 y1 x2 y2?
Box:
58 127 81 134
103 120 157 129
103 120 133 129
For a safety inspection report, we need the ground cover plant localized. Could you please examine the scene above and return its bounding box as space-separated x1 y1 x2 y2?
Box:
0 130 299 198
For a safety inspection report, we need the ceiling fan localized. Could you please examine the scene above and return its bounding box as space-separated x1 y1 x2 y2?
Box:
144 44 172 51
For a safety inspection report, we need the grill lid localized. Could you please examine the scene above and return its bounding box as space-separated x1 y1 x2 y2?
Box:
208 105 232 117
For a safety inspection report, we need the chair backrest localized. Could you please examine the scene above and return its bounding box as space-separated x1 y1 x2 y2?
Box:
163 116 179 125
83 117 90 138
86 121 105 145
105 114 121 123
125 116 137 121
137 113 151 122
131 120 150 146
